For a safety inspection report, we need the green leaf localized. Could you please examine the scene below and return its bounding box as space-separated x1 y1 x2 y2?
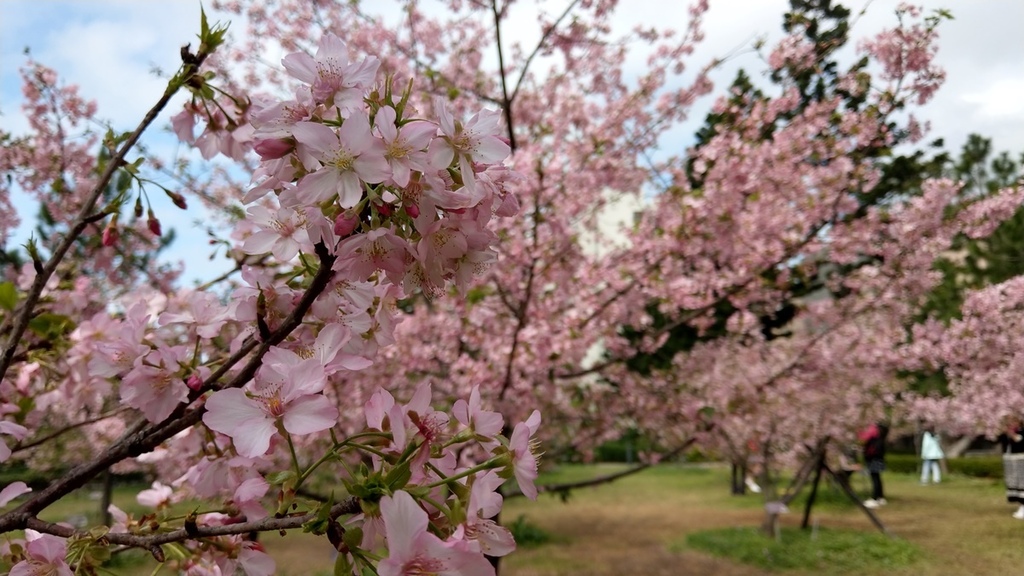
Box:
342 526 363 551
333 552 354 576
28 313 75 340
302 494 336 535
200 5 210 40
0 282 17 311
384 460 411 491
266 470 298 486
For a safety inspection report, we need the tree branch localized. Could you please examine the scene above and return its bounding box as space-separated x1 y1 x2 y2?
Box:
490 0 517 151
504 436 698 499
24 497 360 562
12 409 131 454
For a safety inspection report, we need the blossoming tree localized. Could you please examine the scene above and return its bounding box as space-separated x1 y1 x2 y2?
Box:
2 0 1023 572
204 0 1024 492
0 10 541 575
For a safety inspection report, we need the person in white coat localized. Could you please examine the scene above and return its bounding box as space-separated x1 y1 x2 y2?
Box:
920 428 944 484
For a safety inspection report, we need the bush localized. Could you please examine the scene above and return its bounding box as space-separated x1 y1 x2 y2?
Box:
883 453 1003 478
949 455 1004 478
593 431 659 463
0 463 55 490
886 453 919 474
507 515 552 547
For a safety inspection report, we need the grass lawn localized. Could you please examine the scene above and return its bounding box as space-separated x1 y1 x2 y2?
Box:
5 463 1021 575
501 463 1024 576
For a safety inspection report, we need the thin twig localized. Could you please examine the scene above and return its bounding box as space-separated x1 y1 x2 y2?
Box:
24 498 360 561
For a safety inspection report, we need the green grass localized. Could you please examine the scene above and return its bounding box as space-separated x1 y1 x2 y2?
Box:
5 463 1022 575
683 526 919 572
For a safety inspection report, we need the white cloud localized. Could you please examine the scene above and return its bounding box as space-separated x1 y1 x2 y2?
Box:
962 78 1024 119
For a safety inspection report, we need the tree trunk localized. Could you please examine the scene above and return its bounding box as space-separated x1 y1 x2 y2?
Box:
100 470 113 527
731 462 747 495
801 456 824 529
944 435 975 458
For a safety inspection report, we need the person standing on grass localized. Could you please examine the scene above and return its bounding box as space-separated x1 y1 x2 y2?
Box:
860 422 889 509
998 417 1024 519
920 427 944 484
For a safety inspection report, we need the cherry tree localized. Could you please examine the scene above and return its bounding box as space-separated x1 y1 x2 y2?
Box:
2 0 1023 572
1 10 541 575
204 0 1024 485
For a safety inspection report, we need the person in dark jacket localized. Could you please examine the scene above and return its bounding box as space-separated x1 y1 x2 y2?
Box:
860 423 889 508
998 417 1024 519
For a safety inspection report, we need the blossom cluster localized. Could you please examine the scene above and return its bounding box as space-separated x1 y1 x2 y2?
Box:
1 31 534 575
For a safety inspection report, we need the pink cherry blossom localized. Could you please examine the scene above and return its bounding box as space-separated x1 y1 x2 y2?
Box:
379 491 493 576
137 481 174 508
375 106 435 188
0 421 28 463
334 227 409 285
233 476 270 521
203 349 338 457
453 386 503 439
159 291 229 339
282 33 380 111
292 114 390 207
0 482 31 506
120 347 190 423
429 98 510 194
508 410 542 500
237 542 276 576
10 533 72 576
241 205 309 262
453 471 515 557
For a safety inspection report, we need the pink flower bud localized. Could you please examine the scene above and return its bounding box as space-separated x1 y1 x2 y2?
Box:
376 203 392 217
167 191 188 210
253 138 293 160
404 203 420 218
102 221 120 247
186 374 203 391
147 209 162 236
333 212 359 238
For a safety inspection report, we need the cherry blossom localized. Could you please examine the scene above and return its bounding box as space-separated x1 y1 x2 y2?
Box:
379 491 494 576
9 533 72 576
292 114 390 207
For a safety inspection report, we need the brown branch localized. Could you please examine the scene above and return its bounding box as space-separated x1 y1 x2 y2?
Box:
490 0 517 151
781 437 830 505
504 437 698 499
497 178 544 402
12 409 131 454
25 497 360 561
509 0 583 104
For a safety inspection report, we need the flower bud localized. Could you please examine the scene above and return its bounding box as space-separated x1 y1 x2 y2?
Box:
333 212 359 238
147 209 162 236
102 216 120 247
253 138 293 160
404 203 420 218
167 191 188 210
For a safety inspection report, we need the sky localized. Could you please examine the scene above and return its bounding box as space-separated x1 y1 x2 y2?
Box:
1 0 1022 284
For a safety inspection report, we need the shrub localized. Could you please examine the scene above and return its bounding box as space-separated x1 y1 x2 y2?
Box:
883 453 1003 478
507 515 552 547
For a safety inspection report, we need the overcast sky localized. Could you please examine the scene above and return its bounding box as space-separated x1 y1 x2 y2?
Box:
1 1 1022 283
